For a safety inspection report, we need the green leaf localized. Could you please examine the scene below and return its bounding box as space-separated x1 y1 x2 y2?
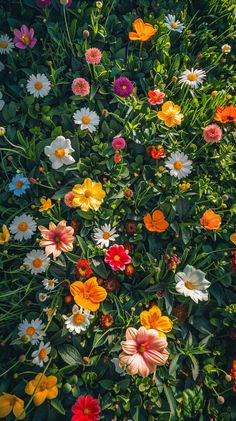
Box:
163 384 176 420
189 354 199 380
99 379 114 390
50 399 65 415
58 344 83 365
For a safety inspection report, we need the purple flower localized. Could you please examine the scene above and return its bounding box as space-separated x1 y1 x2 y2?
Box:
113 77 134 97
36 0 51 7
13 25 37 49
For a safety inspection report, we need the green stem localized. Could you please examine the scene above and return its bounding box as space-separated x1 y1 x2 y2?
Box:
63 6 76 57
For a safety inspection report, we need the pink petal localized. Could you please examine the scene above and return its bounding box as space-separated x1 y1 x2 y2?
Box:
121 340 137 355
126 327 138 340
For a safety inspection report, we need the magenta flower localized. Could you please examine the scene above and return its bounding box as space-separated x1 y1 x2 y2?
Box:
13 25 37 49
36 0 51 7
113 77 134 97
112 137 126 150
203 124 222 143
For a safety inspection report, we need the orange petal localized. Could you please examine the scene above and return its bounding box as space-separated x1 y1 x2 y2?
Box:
33 390 48 406
46 386 58 400
152 210 165 222
70 281 84 297
89 285 107 303
132 18 145 35
155 316 173 333
140 311 151 329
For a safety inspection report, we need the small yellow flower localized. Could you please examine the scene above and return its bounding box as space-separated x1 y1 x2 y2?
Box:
157 101 184 127
179 182 191 191
230 233 236 245
72 178 105 212
227 94 232 100
0 225 10 245
211 91 218 97
39 198 54 212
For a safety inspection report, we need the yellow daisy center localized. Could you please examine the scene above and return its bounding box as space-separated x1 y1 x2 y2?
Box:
113 255 120 262
187 72 197 81
0 40 8 49
15 180 23 188
185 281 194 290
39 348 48 360
21 34 30 45
82 116 91 124
34 81 43 90
26 326 35 336
174 160 183 170
103 232 110 240
55 148 65 158
73 313 85 325
32 258 43 268
18 221 28 232
48 280 55 287
171 22 178 28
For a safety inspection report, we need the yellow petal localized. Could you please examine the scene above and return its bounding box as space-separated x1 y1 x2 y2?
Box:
13 401 26 420
46 386 58 400
230 233 236 245
0 395 12 418
33 390 48 406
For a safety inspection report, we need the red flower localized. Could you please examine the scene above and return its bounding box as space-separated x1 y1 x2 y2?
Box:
71 395 101 421
151 146 165 159
104 244 131 271
76 259 93 279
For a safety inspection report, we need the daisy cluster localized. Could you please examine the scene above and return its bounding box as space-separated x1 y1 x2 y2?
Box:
0 1 236 420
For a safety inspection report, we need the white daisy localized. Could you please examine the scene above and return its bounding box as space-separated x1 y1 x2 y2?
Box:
0 92 5 111
93 224 119 248
24 249 50 275
31 341 51 367
44 136 75 170
221 44 231 54
73 107 100 133
43 307 56 320
9 213 37 241
175 265 211 304
26 73 51 98
0 61 4 72
0 35 14 54
18 318 46 345
63 305 94 335
165 15 184 33
179 68 206 89
165 151 192 179
42 278 58 290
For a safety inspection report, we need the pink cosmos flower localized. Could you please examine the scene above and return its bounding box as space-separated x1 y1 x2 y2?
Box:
85 48 102 65
72 78 90 96
38 220 75 258
112 137 126 150
104 244 131 271
119 326 169 377
64 191 76 208
148 89 165 105
13 25 37 49
203 124 222 143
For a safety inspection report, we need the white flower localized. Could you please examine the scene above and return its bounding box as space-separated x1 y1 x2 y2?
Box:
9 213 37 241
38 293 48 302
165 15 184 33
165 151 192 179
0 92 5 111
73 107 100 133
0 61 4 72
221 44 231 54
175 265 211 304
179 68 206 89
0 35 14 54
42 278 58 290
111 357 126 376
18 318 46 345
31 342 51 367
24 249 50 274
93 224 118 248
63 305 94 335
43 307 56 320
26 73 51 98
44 136 75 169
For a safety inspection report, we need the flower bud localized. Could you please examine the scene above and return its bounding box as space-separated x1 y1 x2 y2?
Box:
0 127 6 136
225 374 232 382
83 30 90 39
217 396 225 405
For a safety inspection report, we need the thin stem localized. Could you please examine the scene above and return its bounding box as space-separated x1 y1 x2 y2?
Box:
63 6 76 57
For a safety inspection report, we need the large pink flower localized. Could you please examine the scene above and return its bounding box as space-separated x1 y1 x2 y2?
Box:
119 326 169 377
104 244 131 271
38 220 75 258
13 25 37 49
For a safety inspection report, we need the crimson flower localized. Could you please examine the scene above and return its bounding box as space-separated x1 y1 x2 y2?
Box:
76 259 93 279
71 395 101 421
104 244 131 271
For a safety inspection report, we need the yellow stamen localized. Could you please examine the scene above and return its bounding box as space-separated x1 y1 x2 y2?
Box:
18 222 28 232
174 160 183 170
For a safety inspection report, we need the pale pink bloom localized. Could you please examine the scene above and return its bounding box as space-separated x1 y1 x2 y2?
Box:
85 48 102 65
119 326 169 377
64 191 76 208
72 78 90 96
112 137 126 150
203 124 222 143
13 25 37 49
148 89 165 105
38 220 75 258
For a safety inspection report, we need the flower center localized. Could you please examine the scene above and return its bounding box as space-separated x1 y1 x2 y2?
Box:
18 221 28 232
82 116 91 124
39 382 47 391
227 116 234 121
103 232 110 240
84 291 90 299
48 280 55 287
174 160 183 170
15 180 23 188
171 21 178 28
83 408 89 415
32 258 43 268
54 235 61 244
84 190 92 198
39 348 48 360
138 344 146 353
73 313 85 325
0 41 8 48
21 34 30 45
55 148 65 158
34 81 43 90
185 281 194 290
121 85 127 90
26 326 35 336
113 255 120 262
187 72 197 81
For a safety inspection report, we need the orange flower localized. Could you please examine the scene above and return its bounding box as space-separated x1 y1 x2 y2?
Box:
0 393 25 419
129 18 157 42
143 210 169 233
157 101 184 127
70 277 107 311
214 105 236 123
200 209 221 231
140 305 173 337
230 233 236 245
25 373 58 406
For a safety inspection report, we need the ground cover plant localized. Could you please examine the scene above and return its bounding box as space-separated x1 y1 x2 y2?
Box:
0 0 236 420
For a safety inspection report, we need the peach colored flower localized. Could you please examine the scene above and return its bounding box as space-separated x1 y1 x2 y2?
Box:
119 326 169 377
85 48 102 65
72 78 90 96
203 124 222 143
64 191 76 208
38 220 75 258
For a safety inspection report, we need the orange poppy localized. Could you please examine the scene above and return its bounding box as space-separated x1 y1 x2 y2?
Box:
214 105 236 123
143 210 169 233
200 209 221 230
129 18 157 42
140 305 173 337
70 277 107 311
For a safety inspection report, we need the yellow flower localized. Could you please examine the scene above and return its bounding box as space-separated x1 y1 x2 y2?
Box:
140 305 173 337
0 393 25 419
39 197 54 212
25 373 58 406
179 182 191 191
157 101 184 127
72 178 105 212
0 225 10 245
230 233 236 245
